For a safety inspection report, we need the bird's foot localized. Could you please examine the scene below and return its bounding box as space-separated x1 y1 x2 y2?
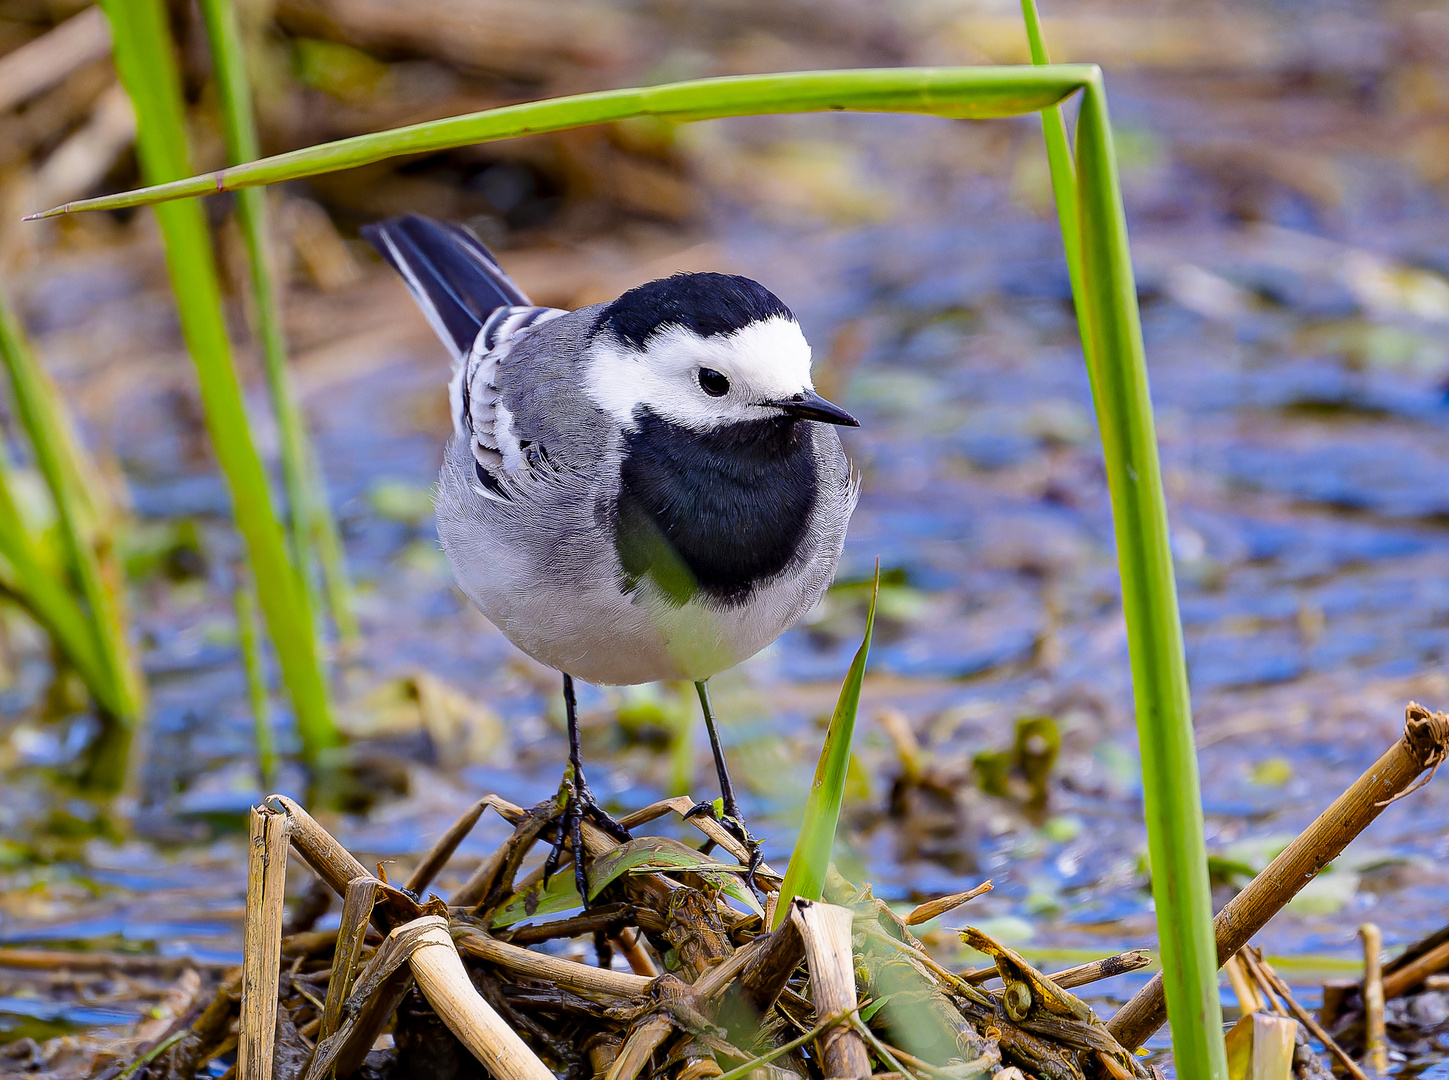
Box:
542 771 631 907
685 798 767 903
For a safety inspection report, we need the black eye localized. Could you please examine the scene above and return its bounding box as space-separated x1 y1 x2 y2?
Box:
698 368 730 397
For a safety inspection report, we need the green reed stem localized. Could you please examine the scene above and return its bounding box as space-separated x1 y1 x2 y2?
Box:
0 290 143 725
234 567 275 785
1072 77 1226 1080
100 0 338 764
196 0 356 645
1020 0 1086 311
714 1010 854 1080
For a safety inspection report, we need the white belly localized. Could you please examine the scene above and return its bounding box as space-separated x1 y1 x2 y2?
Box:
441 527 836 685
434 430 854 686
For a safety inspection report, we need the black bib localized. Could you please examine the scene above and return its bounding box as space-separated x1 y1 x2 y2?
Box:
613 409 818 606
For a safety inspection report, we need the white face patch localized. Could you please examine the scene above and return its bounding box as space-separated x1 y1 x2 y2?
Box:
585 317 815 430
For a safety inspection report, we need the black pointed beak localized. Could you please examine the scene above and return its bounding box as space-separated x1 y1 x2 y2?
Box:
774 388 860 427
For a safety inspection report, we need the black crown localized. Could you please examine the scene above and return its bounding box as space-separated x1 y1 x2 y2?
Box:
596 273 794 351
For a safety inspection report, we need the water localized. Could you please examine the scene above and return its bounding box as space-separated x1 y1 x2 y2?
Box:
4 2 1449 1070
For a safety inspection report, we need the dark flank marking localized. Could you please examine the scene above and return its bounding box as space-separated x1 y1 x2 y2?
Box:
596 273 794 351
474 458 506 497
614 409 817 606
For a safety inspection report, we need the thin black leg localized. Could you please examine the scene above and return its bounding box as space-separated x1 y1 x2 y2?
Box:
544 673 630 907
695 679 741 820
687 678 765 900
564 673 585 793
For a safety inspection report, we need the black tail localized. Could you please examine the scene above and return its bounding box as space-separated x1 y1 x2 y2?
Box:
361 214 531 359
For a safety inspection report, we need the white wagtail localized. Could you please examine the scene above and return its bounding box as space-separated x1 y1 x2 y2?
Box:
362 214 859 893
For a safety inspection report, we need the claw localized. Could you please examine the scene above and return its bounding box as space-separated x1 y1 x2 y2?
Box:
686 799 768 905
539 770 632 909
726 818 768 905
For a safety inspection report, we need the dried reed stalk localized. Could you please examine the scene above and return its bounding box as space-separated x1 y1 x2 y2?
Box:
792 900 870 1078
963 950 1152 991
961 927 1144 1080
1224 1012 1296 1080
906 882 993 926
266 795 369 889
0 948 230 972
303 917 434 1080
318 876 379 1042
266 794 423 931
0 6 112 113
1244 949 1367 1080
137 789 1330 1080
739 912 806 1012
405 796 495 896
1109 704 1449 1050
404 916 556 1080
454 926 653 1000
1383 938 1449 999
1223 953 1264 1015
1360 923 1387 1075
240 807 291 1080
451 798 554 909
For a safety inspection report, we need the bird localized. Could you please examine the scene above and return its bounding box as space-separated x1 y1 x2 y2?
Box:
361 214 859 898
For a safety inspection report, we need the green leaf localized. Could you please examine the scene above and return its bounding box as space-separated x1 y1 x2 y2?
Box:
588 836 761 913
489 871 584 929
489 836 763 927
772 562 879 928
858 996 891 1024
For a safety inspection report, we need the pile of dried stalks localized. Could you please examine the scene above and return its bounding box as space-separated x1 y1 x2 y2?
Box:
101 705 1449 1080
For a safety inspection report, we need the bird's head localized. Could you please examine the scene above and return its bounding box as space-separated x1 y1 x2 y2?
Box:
585 272 859 433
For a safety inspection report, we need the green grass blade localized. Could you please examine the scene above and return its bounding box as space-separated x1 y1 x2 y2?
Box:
234 567 275 785
29 66 1092 218
1020 0 1087 329
0 290 143 724
772 564 879 929
100 0 338 763
196 0 355 643
1072 73 1226 1078
0 456 117 711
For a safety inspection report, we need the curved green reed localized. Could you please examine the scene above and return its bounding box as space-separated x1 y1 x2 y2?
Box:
28 67 1088 219
1020 6 1227 1075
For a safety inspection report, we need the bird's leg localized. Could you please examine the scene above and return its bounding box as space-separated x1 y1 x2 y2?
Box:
684 679 765 897
544 673 631 907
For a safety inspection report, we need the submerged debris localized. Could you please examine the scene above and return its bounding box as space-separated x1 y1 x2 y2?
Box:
115 790 1155 1080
